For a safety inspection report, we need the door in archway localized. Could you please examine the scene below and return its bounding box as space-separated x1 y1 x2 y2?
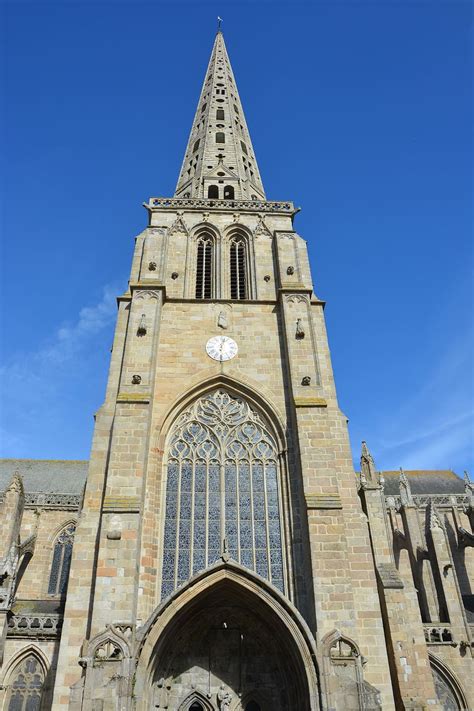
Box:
150 583 311 710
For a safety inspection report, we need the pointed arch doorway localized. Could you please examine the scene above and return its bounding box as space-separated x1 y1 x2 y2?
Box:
135 565 320 710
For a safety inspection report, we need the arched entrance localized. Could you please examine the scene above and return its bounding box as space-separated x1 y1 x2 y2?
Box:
134 563 319 710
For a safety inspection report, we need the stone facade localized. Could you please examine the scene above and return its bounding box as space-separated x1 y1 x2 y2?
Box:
0 30 472 711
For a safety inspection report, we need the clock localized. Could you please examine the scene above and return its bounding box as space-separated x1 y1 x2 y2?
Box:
206 336 238 362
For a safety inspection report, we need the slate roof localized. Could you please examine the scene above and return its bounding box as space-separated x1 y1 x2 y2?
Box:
381 470 465 496
0 459 89 494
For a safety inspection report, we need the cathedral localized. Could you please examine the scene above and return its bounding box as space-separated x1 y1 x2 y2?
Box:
1 30 473 711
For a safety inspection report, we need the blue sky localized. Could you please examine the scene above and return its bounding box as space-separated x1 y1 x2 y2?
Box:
1 1 472 474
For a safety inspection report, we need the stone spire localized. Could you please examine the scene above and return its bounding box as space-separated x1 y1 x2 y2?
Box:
360 441 378 488
174 30 266 201
399 468 415 507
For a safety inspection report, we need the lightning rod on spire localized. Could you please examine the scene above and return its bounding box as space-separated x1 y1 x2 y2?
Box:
217 16 223 31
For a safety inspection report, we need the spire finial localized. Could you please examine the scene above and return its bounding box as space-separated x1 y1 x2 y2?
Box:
217 16 223 32
359 441 381 488
399 467 414 507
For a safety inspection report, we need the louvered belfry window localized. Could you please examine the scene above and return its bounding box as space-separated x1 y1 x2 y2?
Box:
48 523 75 595
195 236 213 299
161 389 285 599
230 237 247 299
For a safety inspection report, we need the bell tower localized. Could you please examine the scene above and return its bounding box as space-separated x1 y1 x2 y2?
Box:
52 30 400 711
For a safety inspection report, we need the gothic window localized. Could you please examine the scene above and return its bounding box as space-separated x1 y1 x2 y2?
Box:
48 523 75 595
430 661 463 711
216 108 224 120
207 185 219 199
195 236 213 299
216 132 225 144
230 237 247 299
240 140 248 155
193 139 200 153
223 185 234 200
161 390 285 598
6 654 45 711
189 704 204 711
246 703 261 711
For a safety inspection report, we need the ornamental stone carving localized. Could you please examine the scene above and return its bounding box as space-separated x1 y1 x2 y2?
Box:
284 294 309 305
135 290 160 300
169 213 189 235
253 214 272 238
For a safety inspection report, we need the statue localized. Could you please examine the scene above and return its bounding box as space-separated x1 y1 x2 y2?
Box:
217 685 232 711
137 314 147 336
295 318 305 339
217 311 228 329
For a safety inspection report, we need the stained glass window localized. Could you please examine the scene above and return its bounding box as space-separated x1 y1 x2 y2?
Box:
7 655 45 711
48 524 75 595
161 390 285 598
431 663 461 711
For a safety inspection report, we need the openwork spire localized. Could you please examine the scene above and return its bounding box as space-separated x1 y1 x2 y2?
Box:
175 31 266 201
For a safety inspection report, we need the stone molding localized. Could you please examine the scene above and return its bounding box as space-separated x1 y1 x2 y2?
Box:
0 491 81 510
116 392 151 404
386 494 469 510
146 197 295 214
294 397 327 408
305 493 342 510
102 496 140 513
7 613 62 638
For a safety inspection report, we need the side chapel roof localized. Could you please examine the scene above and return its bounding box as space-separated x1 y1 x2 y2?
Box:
0 459 88 494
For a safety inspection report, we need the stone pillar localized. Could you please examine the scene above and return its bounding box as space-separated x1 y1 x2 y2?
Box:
398 471 440 623
0 472 25 664
427 503 469 645
359 446 440 710
274 232 395 709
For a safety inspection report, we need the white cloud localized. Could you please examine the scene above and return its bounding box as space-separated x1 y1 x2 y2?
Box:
359 332 474 472
0 284 120 456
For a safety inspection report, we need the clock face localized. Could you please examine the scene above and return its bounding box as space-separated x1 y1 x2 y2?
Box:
206 336 238 362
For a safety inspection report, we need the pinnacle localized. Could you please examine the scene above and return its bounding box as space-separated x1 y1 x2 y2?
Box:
174 31 266 201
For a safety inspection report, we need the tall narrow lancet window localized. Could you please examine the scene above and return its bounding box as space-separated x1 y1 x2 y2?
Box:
161 390 285 598
48 523 75 595
6 654 45 711
230 237 247 299
195 236 213 299
223 185 234 199
207 185 219 199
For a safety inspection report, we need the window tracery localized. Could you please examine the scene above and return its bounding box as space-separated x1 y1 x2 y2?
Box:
6 654 45 711
48 523 75 595
161 390 285 598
